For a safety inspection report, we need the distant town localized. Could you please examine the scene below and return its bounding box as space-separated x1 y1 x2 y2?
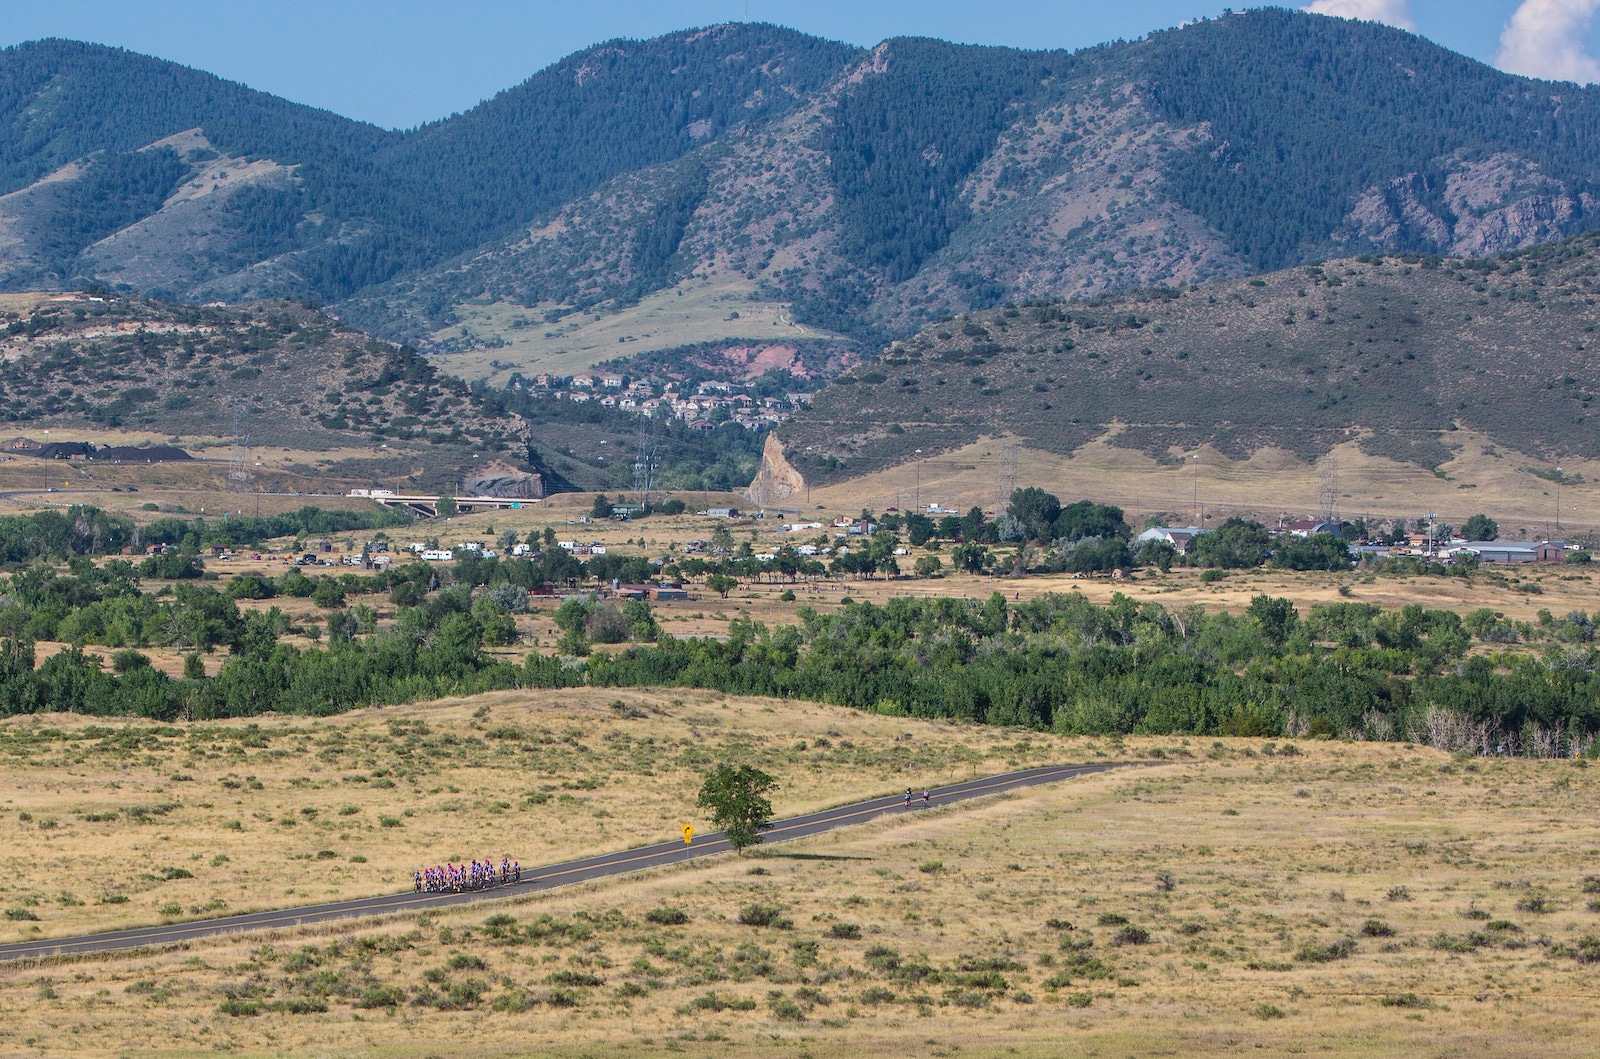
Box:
508 370 806 431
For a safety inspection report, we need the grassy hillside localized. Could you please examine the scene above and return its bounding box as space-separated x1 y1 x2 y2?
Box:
773 238 1600 484
0 293 524 487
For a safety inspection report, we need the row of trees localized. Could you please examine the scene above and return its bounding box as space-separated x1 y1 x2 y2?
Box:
4 535 1598 754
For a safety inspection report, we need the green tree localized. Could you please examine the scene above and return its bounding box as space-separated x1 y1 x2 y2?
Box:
960 506 990 543
1271 533 1351 572
436 496 458 518
706 573 738 598
310 577 347 609
592 494 614 519
697 763 777 854
914 554 943 578
710 525 736 556
1192 519 1271 569
950 542 992 574
1246 594 1299 646
1462 514 1498 541
1007 487 1061 541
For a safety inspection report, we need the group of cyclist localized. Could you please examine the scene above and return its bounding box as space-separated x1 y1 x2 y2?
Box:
414 857 520 893
407 790 937 894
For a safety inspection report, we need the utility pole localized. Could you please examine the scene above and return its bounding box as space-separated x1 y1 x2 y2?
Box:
1556 466 1562 533
915 449 922 510
1192 453 1201 524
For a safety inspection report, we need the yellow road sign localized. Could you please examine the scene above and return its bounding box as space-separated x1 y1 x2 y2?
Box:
681 823 694 844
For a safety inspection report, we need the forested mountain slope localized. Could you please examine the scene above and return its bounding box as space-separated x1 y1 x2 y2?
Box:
0 28 855 305
347 9 1600 359
757 238 1600 491
8 11 1600 364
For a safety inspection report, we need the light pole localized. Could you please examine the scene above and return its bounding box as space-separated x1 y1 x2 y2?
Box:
915 449 922 510
1556 466 1562 533
1192 453 1200 524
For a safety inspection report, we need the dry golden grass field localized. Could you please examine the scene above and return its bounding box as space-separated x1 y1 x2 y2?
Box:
1 693 1598 1057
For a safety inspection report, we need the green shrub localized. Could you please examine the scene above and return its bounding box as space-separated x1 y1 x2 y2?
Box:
267 998 326 1014
1429 933 1479 953
737 903 792 929
829 922 863 939
547 970 603 987
768 995 805 1020
645 906 689 925
1296 938 1356 962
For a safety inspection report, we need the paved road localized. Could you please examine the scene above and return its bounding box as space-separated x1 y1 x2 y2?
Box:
0 761 1135 963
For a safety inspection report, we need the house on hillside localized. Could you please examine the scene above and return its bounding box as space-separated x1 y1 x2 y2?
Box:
1277 519 1348 538
1136 525 1203 554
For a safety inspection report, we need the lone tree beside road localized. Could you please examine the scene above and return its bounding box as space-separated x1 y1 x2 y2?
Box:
697 763 777 853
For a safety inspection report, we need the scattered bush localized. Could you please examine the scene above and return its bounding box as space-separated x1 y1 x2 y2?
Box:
645 906 689 925
547 970 603 987
737 903 792 929
1359 918 1396 937
1296 938 1356 962
768 995 805 1020
829 922 863 940
1430 933 1479 953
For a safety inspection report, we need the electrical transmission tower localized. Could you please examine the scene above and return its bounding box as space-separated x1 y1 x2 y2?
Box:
996 444 1019 511
226 405 254 494
1316 452 1340 520
632 417 660 509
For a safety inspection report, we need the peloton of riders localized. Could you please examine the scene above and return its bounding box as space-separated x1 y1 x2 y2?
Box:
414 856 521 893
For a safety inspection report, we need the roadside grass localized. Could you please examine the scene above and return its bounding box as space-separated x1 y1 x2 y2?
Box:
0 734 1597 1055
0 689 1064 940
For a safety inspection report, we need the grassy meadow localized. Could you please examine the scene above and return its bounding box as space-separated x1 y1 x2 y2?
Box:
0 700 1597 1056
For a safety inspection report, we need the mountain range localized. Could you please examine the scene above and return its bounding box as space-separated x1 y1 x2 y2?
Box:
5 9 1600 370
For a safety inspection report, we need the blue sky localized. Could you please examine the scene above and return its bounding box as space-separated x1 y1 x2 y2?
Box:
0 1 1592 129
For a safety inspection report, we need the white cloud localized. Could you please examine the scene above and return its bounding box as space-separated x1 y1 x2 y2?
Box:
1302 0 1415 30
1496 0 1600 84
